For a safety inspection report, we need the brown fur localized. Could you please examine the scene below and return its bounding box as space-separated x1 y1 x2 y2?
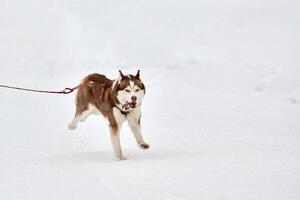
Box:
74 73 118 130
73 73 145 132
70 71 149 159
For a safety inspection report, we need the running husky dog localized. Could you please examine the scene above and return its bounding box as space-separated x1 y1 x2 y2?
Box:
68 70 149 160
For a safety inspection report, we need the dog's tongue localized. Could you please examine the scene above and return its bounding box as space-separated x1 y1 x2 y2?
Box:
122 102 136 110
129 102 137 108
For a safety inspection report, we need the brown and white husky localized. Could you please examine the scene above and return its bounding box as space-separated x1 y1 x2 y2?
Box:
68 70 149 160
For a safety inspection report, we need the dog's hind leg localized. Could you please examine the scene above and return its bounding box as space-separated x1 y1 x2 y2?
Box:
68 85 92 130
68 107 92 130
68 105 88 130
68 116 80 130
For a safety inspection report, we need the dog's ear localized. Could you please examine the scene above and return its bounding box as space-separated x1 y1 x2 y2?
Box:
135 69 140 79
118 70 124 78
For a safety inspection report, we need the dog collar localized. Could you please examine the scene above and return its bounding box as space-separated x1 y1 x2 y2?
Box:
115 105 130 116
115 104 130 116
120 110 129 116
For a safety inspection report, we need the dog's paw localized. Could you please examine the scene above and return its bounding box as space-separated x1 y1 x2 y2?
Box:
114 156 127 161
79 117 87 122
139 143 150 150
68 122 77 130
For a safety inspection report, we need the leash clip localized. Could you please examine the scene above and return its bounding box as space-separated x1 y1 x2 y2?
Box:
62 88 74 94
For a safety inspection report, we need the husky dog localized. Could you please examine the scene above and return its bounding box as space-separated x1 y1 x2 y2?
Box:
68 70 149 160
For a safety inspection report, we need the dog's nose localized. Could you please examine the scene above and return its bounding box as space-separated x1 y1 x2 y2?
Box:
131 96 137 102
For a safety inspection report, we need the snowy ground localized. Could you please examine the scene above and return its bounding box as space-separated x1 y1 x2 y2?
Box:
1 0 300 199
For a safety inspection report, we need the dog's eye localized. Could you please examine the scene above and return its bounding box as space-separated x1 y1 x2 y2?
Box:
135 89 140 92
125 89 131 93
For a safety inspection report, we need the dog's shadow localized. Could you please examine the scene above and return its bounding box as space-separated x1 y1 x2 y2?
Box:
47 151 114 164
45 149 185 164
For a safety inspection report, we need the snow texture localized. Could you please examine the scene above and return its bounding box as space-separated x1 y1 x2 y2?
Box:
0 0 300 199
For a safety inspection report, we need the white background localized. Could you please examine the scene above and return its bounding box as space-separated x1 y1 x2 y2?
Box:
0 0 300 199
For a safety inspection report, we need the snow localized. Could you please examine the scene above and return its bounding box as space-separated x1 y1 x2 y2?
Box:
1 0 300 199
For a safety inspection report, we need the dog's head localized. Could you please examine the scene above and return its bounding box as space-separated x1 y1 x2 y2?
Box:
114 70 145 111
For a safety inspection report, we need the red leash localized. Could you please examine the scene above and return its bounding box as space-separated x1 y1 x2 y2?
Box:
0 84 79 94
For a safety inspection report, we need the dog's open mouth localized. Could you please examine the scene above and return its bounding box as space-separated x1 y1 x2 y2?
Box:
122 101 137 110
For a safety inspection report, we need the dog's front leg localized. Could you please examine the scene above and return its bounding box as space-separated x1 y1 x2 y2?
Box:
109 108 126 160
109 126 125 160
127 109 150 150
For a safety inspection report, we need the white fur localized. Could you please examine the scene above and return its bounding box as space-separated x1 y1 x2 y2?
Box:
111 107 126 160
68 104 101 130
110 129 124 160
126 106 146 146
112 107 126 124
129 80 134 88
69 77 148 160
116 83 145 112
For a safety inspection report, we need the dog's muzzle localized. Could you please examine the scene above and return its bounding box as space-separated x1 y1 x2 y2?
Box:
122 101 137 110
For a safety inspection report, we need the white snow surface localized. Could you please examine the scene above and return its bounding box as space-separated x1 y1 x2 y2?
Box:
1 0 300 199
